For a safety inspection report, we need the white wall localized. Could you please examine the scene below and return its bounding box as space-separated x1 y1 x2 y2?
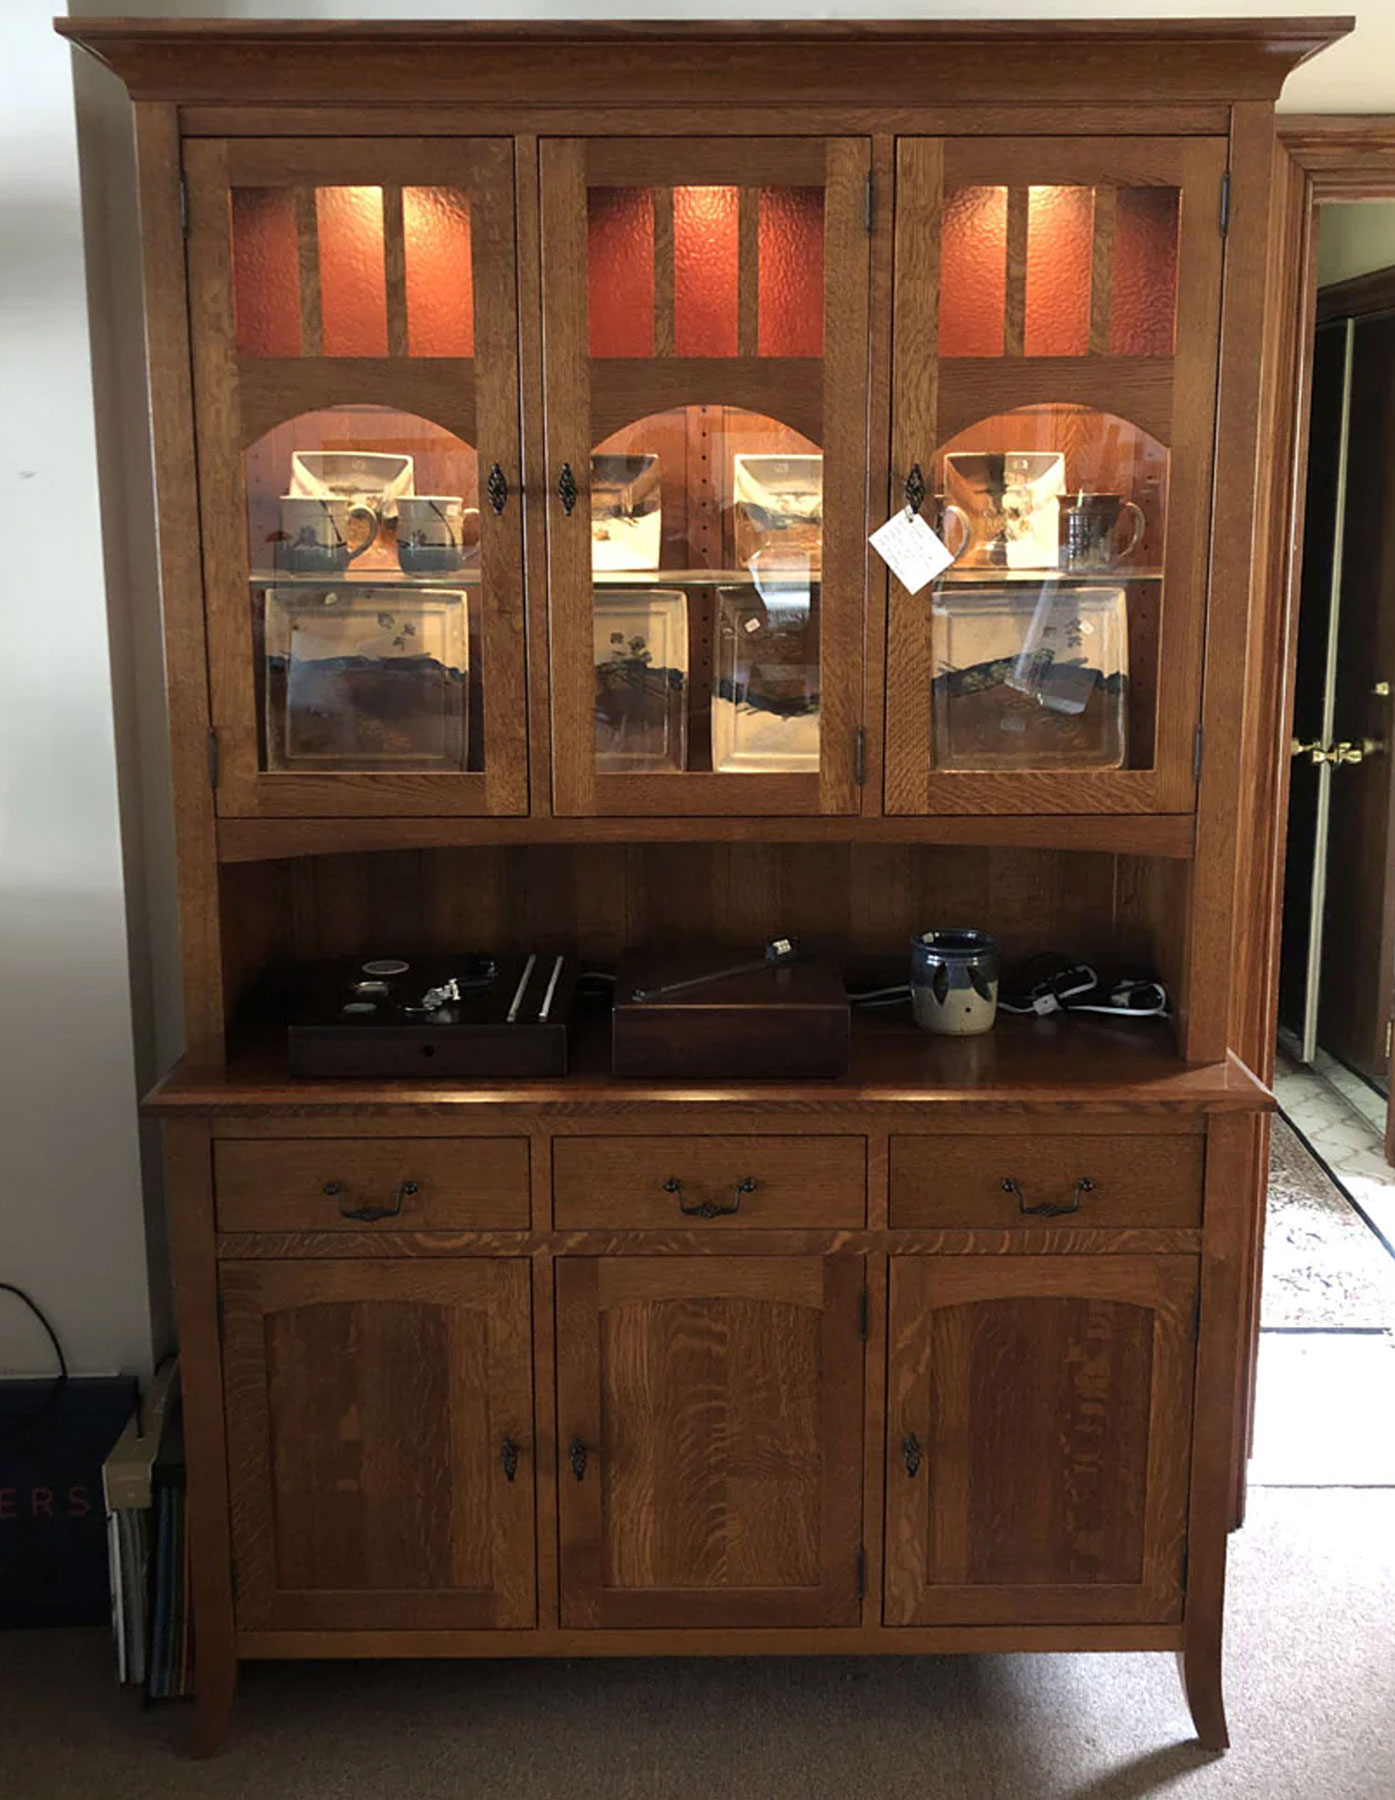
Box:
18 0 1395 1382
1317 202 1395 286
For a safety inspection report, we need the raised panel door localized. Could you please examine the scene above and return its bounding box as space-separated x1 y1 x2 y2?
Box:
185 137 527 817
886 136 1226 816
885 1255 1196 1626
540 137 871 817
220 1258 535 1631
556 1256 864 1628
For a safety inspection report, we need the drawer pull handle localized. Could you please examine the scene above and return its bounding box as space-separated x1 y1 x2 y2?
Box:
664 1175 756 1220
486 462 508 515
568 1436 588 1482
902 1432 923 1478
1002 1176 1094 1219
557 461 578 516
500 1437 520 1483
323 1179 419 1223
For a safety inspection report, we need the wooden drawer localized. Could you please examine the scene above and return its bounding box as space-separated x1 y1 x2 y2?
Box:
553 1136 866 1228
888 1133 1204 1229
215 1139 530 1233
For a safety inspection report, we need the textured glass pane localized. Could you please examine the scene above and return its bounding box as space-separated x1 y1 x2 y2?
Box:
940 188 1007 358
316 186 388 357
231 188 300 357
758 187 824 357
588 188 654 358
1110 188 1179 356
1024 186 1093 358
403 187 473 357
674 186 739 358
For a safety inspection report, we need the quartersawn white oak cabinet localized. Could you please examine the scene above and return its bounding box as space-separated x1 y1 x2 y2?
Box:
59 15 1349 1757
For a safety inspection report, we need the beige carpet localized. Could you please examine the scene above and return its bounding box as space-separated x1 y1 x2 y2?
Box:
1 1489 1392 1800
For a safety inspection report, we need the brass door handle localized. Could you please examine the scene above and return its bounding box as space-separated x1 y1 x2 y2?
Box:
1291 738 1326 763
1331 739 1384 765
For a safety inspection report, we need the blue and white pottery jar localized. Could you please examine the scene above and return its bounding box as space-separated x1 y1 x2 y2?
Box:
910 930 1000 1036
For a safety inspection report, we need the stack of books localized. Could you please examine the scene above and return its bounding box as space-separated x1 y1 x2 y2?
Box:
102 1361 192 1696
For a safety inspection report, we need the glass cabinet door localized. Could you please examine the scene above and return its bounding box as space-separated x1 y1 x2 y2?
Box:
885 137 1226 816
184 138 526 817
540 138 871 817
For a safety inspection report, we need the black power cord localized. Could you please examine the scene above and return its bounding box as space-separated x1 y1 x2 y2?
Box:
0 1281 70 1447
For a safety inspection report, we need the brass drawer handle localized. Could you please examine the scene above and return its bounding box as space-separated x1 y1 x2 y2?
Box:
663 1176 756 1220
1002 1176 1094 1219
322 1179 419 1223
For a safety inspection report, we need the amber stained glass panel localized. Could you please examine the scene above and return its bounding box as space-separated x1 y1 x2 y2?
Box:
1110 188 1179 356
588 188 654 358
940 188 1007 358
231 188 301 358
316 187 388 358
1024 186 1093 358
674 187 739 358
403 188 474 358
758 188 824 358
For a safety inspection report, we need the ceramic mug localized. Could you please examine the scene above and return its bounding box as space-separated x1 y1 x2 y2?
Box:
1061 492 1147 572
280 495 378 574
396 495 478 574
910 929 1000 1037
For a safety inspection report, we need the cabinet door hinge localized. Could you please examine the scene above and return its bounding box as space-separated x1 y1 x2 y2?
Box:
1193 724 1204 786
858 1284 870 1341
179 172 189 238
856 1545 866 1600
1384 1017 1392 1061
1219 172 1231 238
865 169 875 234
207 726 220 790
854 725 867 787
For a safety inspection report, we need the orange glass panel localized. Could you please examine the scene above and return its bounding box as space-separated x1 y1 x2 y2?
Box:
674 186 739 358
587 188 654 358
940 188 1007 358
316 186 388 357
1024 186 1093 357
231 188 301 358
403 188 473 358
1110 188 1179 356
758 188 824 358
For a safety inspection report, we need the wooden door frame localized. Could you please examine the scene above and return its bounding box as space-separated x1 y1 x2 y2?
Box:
1233 117 1395 1528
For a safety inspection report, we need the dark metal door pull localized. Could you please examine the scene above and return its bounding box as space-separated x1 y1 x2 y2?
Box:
568 1436 588 1481
324 1179 418 1223
902 1433 923 1477
500 1437 520 1482
664 1176 756 1219
1002 1176 1094 1219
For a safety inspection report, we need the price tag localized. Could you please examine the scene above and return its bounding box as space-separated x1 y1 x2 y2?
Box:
868 509 956 595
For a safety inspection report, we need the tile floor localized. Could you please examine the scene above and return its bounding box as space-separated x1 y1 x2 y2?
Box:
1272 1046 1395 1255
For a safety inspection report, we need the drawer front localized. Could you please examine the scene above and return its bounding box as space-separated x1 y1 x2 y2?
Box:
553 1136 866 1228
215 1139 530 1233
889 1133 1204 1230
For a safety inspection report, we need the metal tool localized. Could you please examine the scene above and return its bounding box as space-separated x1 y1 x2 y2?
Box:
629 937 804 1004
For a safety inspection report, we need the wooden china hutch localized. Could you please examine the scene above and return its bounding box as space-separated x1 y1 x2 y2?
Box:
61 17 1348 1755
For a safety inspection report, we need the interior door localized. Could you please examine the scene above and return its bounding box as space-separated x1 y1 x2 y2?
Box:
885 1256 1195 1626
184 138 527 817
220 1258 535 1631
885 136 1225 816
539 137 871 817
556 1256 864 1628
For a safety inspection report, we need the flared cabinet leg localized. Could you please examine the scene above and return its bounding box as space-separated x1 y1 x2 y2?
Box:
1177 1639 1229 1752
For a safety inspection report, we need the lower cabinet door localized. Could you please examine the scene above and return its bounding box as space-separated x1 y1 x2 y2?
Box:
220 1258 535 1632
556 1256 865 1629
885 1256 1197 1627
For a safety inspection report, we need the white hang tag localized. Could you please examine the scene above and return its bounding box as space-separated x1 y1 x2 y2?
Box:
868 510 956 595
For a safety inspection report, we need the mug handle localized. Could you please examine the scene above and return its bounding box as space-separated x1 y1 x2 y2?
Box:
1114 500 1146 564
344 503 380 562
940 502 972 560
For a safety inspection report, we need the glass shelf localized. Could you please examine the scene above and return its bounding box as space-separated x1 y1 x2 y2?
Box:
251 569 483 588
933 566 1163 586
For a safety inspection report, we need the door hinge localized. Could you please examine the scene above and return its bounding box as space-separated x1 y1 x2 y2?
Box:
865 169 875 234
854 726 867 788
858 1284 870 1341
207 726 220 790
1219 172 1231 238
1193 724 1204 786
856 1545 866 1600
179 172 189 238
